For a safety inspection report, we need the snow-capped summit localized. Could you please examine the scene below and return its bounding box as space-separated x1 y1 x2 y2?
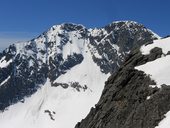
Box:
0 21 159 128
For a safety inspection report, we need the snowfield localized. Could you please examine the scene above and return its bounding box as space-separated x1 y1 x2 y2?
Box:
0 79 106 128
136 37 170 88
0 42 109 128
141 37 170 55
135 55 170 88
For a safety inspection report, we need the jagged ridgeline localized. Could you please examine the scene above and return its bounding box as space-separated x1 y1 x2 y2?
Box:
0 21 159 128
75 37 170 128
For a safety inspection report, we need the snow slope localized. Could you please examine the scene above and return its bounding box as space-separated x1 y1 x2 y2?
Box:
0 79 106 128
0 56 12 68
135 55 170 88
155 111 170 128
0 42 109 128
136 37 170 88
141 37 170 55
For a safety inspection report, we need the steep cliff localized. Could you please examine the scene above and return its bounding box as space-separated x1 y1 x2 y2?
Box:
76 37 170 128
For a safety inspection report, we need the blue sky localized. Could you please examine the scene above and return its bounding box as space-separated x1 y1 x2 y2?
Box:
0 0 169 51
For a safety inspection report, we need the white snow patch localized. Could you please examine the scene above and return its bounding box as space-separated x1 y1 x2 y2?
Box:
147 29 161 39
0 57 12 68
29 59 34 67
149 85 157 88
155 111 170 128
141 37 170 55
146 96 151 100
62 32 85 60
135 55 170 88
89 28 102 37
0 76 10 86
93 51 102 59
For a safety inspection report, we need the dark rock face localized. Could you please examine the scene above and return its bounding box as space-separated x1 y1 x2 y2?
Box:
44 109 56 121
48 53 84 81
75 42 170 128
0 21 158 111
88 21 157 74
51 82 88 92
0 48 48 110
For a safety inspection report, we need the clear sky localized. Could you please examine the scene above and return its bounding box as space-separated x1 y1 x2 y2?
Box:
0 0 169 51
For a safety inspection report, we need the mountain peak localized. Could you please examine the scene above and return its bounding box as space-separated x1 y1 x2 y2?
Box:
49 22 86 33
0 21 160 128
111 20 139 24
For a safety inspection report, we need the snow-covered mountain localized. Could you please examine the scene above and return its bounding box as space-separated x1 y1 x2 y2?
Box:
0 21 159 128
75 36 170 128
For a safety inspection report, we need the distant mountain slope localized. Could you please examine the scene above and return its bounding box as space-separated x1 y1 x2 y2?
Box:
75 37 170 128
0 21 159 128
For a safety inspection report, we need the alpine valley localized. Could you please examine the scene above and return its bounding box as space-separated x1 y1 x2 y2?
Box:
0 21 163 128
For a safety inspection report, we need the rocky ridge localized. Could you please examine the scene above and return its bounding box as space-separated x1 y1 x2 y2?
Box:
75 37 170 128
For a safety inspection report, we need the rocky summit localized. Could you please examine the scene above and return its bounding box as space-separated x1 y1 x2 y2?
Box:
0 21 159 128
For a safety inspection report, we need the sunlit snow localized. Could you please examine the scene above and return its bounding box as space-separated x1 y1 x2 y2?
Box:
136 37 170 88
141 37 170 55
0 56 12 68
0 25 109 128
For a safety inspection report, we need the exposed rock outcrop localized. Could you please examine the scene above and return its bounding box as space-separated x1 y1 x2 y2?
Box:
75 40 170 128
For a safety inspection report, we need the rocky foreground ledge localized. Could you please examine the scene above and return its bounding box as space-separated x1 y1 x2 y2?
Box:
76 37 170 128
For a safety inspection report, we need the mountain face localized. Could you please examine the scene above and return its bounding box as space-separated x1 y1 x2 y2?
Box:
0 21 159 128
75 37 170 128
